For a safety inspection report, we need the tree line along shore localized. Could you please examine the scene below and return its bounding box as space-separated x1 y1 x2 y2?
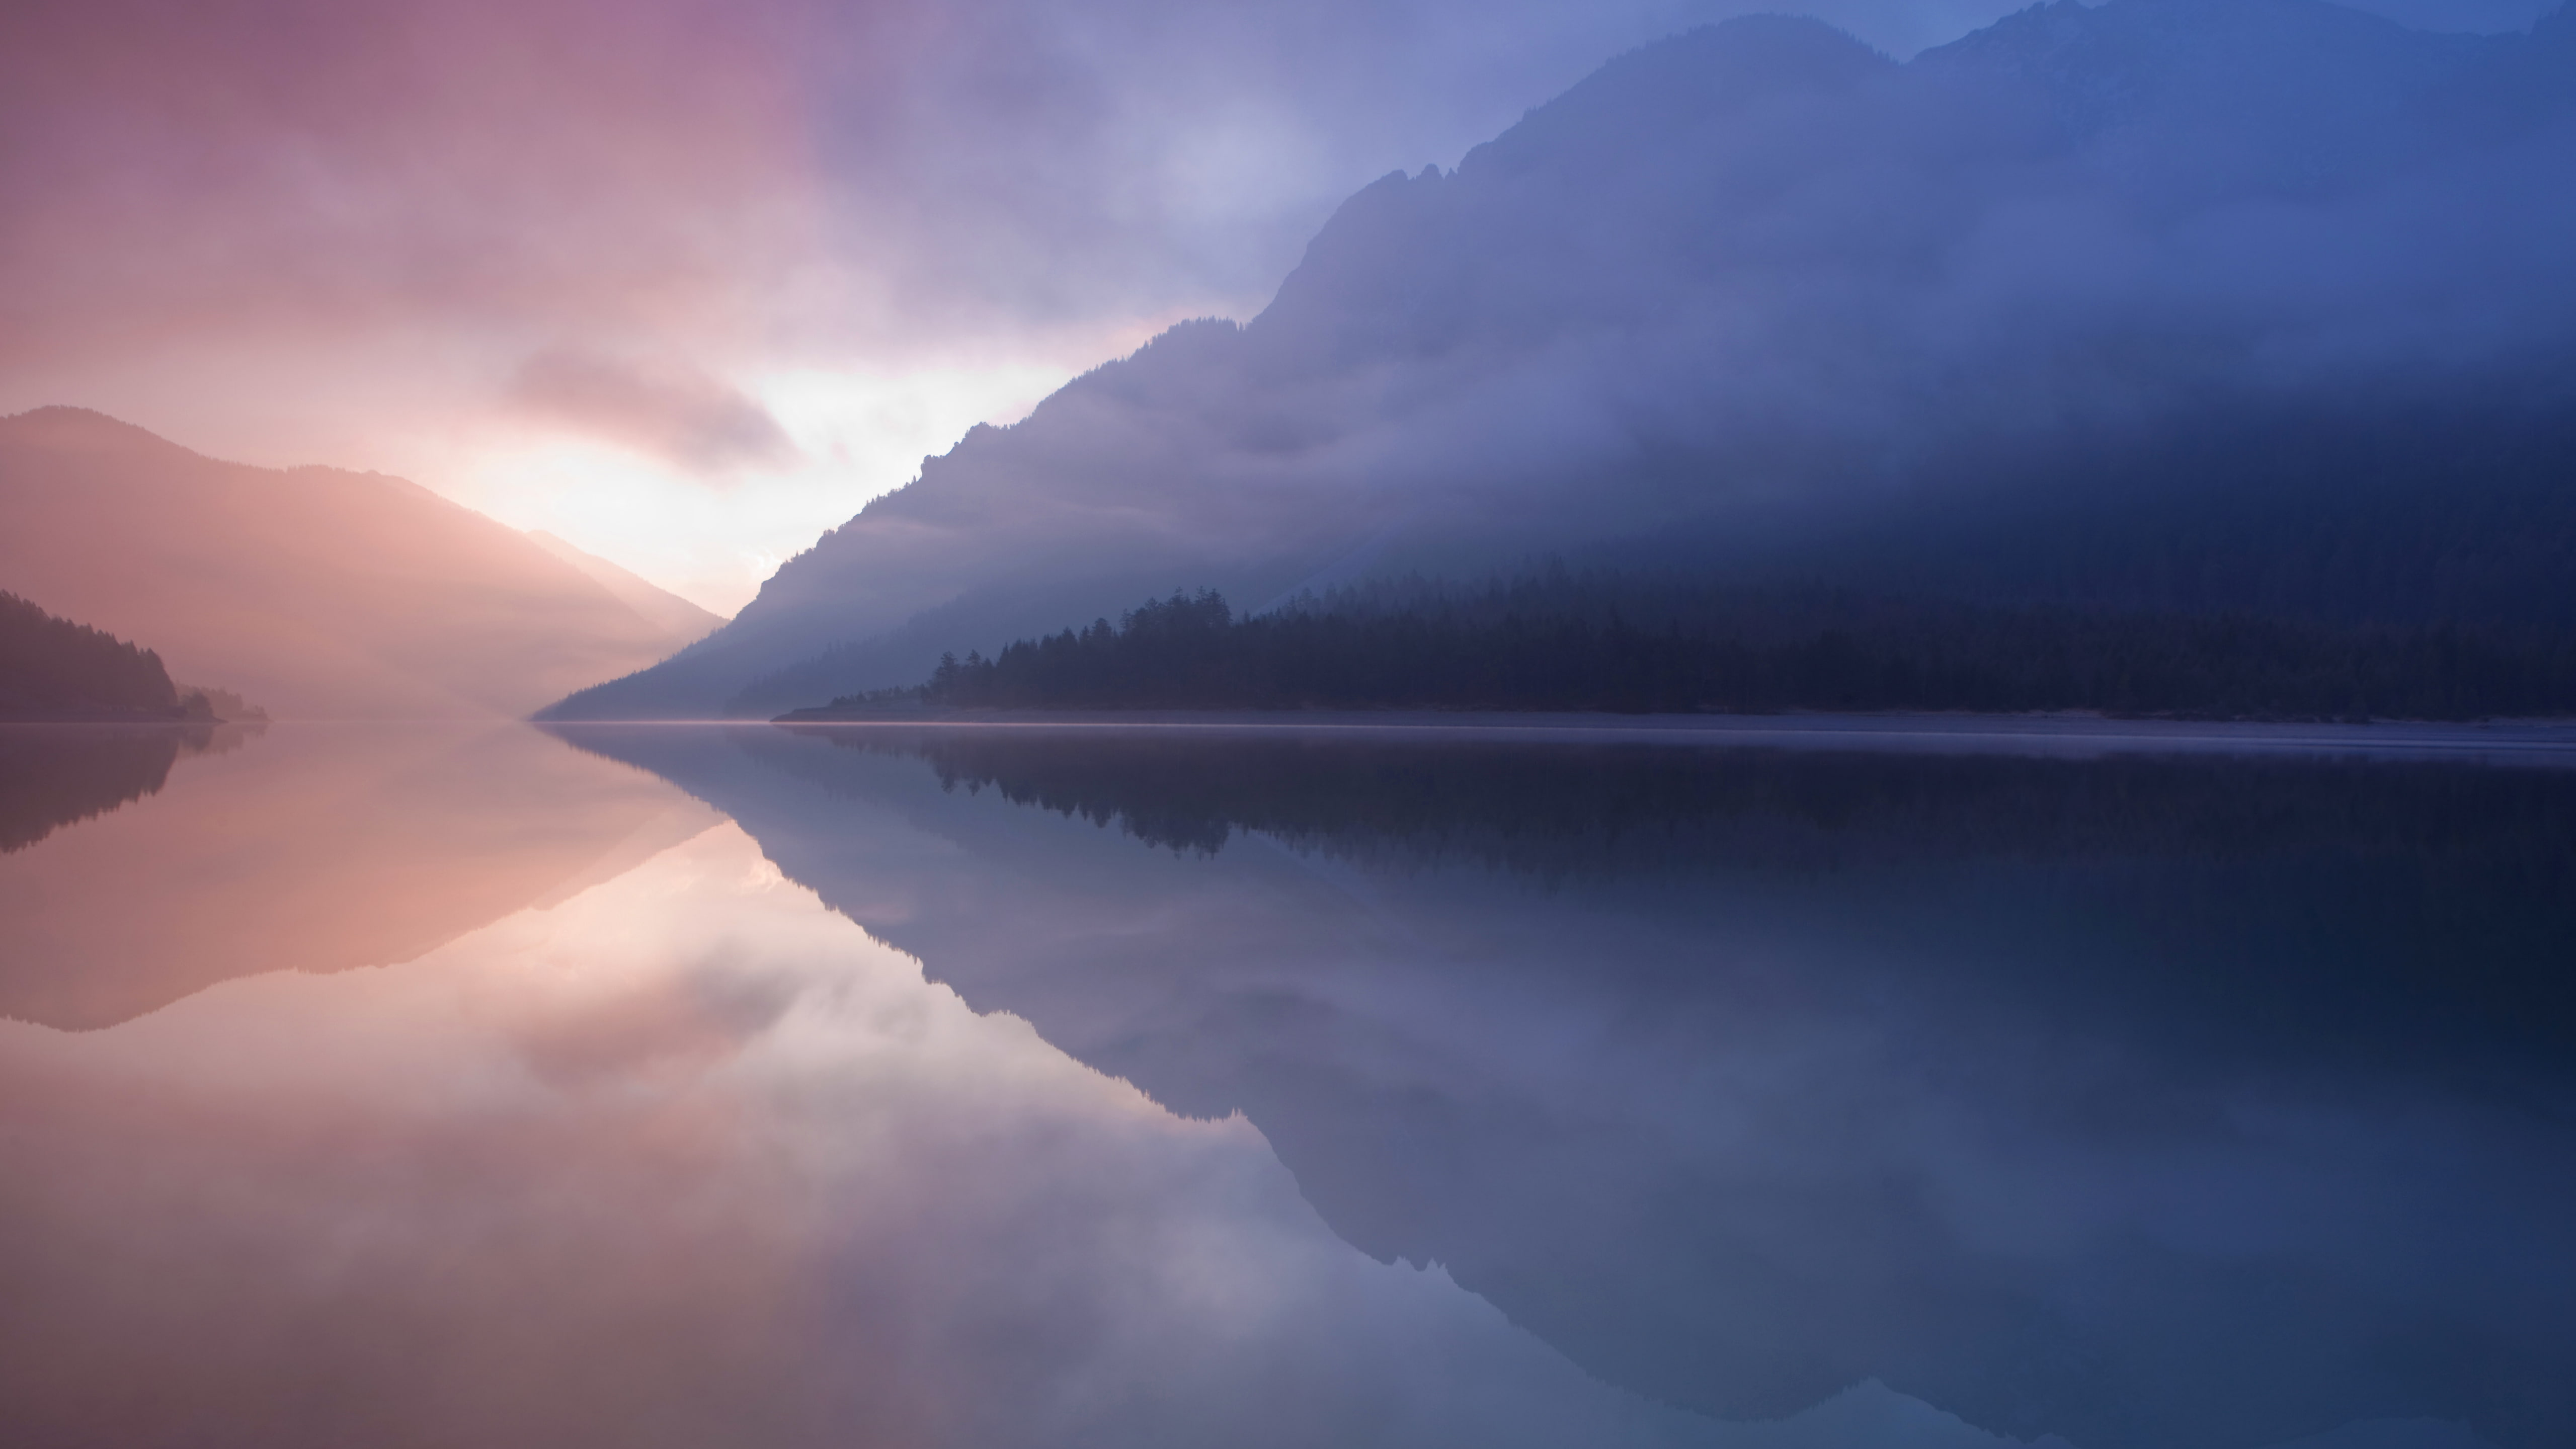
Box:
0 591 263 723
779 576 2576 725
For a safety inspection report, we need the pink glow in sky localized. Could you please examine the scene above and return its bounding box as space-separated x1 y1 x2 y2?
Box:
3 0 2553 612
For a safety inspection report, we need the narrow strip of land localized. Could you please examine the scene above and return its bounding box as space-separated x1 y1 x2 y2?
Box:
767 709 2576 763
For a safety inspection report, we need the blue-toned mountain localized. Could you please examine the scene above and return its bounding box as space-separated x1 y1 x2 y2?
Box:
546 1 2576 720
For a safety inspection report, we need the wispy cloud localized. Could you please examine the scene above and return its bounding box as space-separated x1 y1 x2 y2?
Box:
509 350 798 480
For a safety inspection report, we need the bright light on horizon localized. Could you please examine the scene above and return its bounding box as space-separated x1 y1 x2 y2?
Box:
0 302 1246 620
435 299 1245 615
440 357 1082 617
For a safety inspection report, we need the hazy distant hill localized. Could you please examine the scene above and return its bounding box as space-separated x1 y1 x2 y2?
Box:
0 408 719 719
546 0 2576 721
526 529 725 649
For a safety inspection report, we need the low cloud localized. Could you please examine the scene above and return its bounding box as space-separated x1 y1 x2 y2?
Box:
510 350 798 478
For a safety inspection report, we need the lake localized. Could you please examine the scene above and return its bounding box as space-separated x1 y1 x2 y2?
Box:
4 717 2573 1449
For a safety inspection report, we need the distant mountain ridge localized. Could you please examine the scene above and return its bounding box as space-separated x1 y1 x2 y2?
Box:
545 0 2576 721
0 408 718 719
525 530 725 649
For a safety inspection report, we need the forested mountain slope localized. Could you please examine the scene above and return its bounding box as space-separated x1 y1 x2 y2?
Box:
0 590 198 721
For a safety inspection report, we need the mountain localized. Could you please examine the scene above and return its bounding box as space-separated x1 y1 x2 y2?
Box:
544 0 2576 721
526 529 726 648
0 408 716 719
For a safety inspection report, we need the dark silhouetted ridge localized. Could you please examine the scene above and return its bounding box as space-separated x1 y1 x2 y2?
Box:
0 590 192 720
785 574 2576 723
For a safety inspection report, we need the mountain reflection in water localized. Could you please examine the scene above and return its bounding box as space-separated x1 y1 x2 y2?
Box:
0 723 716 1028
572 721 2576 1449
2 719 2568 1449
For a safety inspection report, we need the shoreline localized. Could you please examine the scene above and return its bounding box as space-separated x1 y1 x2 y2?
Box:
749 708 2576 763
0 710 218 726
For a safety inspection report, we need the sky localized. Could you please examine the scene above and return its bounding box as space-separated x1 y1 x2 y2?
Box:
0 0 2555 613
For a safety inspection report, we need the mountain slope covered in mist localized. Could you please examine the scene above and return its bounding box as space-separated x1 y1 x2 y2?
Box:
0 408 719 719
546 0 2576 721
526 529 725 648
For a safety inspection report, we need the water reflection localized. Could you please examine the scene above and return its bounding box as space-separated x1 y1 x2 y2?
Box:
0 723 714 1027
0 719 250 854
3 719 2565 1449
0 780 1948 1449
563 721 2576 1449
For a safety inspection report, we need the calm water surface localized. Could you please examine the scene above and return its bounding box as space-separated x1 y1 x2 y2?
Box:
3 719 2572 1449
